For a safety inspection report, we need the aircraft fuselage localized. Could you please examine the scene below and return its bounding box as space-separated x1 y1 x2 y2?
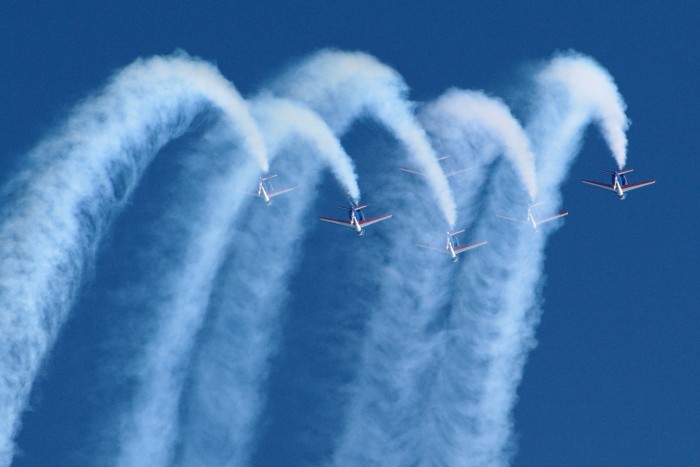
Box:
445 237 458 262
258 181 272 205
527 209 538 230
350 210 364 235
613 174 627 200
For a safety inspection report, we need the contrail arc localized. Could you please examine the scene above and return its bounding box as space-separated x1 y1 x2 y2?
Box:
1 49 633 467
425 89 538 201
0 52 266 467
117 94 363 467
271 49 457 227
331 52 631 466
536 51 629 169
176 125 340 467
251 95 361 202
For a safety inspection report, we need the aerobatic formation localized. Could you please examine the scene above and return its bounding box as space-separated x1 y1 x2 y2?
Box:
0 49 654 466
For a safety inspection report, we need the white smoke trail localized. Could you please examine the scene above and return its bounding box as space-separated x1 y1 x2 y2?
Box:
117 95 361 467
415 52 631 465
538 52 629 169
177 96 364 466
251 95 360 202
114 129 259 467
0 52 266 467
176 147 326 467
177 50 456 465
427 89 538 201
331 92 516 466
332 52 630 466
271 49 457 227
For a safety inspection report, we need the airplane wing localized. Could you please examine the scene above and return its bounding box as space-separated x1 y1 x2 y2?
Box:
444 167 471 178
399 167 424 175
453 240 487 254
495 214 526 223
416 243 449 254
401 166 470 178
535 211 569 225
267 185 299 198
581 180 616 191
621 180 656 192
358 214 393 227
240 190 264 199
319 217 355 228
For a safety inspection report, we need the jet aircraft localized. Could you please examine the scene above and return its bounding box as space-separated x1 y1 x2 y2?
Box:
319 203 392 236
399 156 470 178
496 202 569 230
581 169 655 200
250 174 298 205
417 230 487 263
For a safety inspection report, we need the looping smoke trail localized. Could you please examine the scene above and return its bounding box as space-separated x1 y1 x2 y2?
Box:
251 95 361 202
0 52 266 467
332 52 630 466
177 95 365 465
331 89 533 465
1 49 631 467
114 134 259 467
117 94 362 467
426 89 538 202
271 49 457 227
537 51 629 169
416 53 631 465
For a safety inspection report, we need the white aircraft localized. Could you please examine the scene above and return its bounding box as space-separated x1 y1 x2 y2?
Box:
319 203 392 236
399 156 470 178
496 202 569 230
417 230 487 263
251 174 298 205
581 169 655 200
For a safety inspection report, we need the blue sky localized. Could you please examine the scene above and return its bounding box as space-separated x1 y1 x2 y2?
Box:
1 2 698 466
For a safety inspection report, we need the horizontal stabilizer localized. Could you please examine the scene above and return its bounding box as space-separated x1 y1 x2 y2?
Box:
337 204 369 211
448 229 465 236
260 174 278 181
598 168 634 175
